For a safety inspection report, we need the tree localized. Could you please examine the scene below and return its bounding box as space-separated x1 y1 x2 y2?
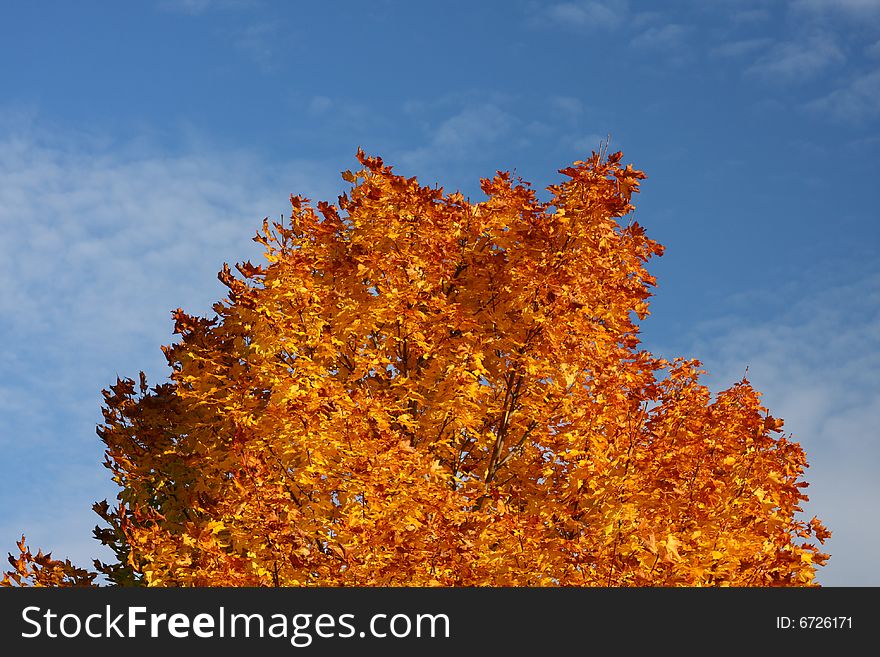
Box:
3 149 830 587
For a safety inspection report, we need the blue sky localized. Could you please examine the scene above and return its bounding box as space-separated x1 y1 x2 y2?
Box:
1 0 878 586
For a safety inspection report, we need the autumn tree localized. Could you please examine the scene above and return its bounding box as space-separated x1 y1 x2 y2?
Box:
3 149 830 587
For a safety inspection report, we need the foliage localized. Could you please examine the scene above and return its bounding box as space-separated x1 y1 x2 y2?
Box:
4 149 830 586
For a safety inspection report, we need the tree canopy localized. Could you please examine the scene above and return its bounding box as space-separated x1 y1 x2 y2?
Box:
3 149 830 587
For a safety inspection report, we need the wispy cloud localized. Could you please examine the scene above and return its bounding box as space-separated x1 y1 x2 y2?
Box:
629 23 690 51
398 103 518 171
532 0 627 30
730 7 771 24
672 271 880 585
157 0 215 14
549 96 585 120
234 21 279 72
745 35 845 81
806 69 880 121
0 118 334 567
308 95 334 115
551 1 624 28
156 2 278 72
301 95 371 130
710 37 773 58
566 132 607 155
791 0 880 20
157 0 253 15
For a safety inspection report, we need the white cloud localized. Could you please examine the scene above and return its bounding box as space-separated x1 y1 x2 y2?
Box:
234 22 280 72
308 95 334 115
0 119 336 570
791 0 880 19
806 69 880 120
672 272 880 585
541 1 627 30
567 133 607 154
711 37 774 58
398 103 518 171
433 105 516 150
156 0 252 14
157 0 214 13
302 96 371 128
630 24 690 50
745 35 845 81
730 8 771 24
549 96 585 120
